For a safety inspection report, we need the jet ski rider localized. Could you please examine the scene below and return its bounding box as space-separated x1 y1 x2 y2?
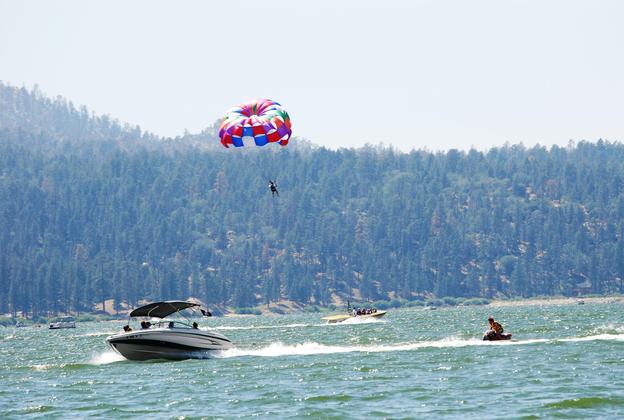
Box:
488 317 504 335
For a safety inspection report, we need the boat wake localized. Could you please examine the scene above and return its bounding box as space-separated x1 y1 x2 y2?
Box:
213 333 624 359
213 323 318 331
558 333 624 343
28 351 126 371
88 350 126 365
213 338 513 358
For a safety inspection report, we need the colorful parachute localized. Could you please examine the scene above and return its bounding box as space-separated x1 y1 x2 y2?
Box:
218 99 292 148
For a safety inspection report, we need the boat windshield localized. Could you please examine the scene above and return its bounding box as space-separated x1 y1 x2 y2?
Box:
152 320 194 329
130 319 200 330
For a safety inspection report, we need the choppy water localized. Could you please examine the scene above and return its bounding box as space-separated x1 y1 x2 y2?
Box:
2 302 624 418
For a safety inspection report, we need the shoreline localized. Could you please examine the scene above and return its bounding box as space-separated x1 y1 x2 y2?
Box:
5 296 624 324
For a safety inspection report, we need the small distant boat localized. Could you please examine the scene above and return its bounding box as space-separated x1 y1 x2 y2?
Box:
577 300 585 305
49 316 76 329
322 309 386 324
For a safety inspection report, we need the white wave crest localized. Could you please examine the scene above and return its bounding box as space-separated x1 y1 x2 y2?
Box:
213 323 315 331
589 324 624 335
76 331 117 337
212 337 547 359
558 334 624 343
333 317 387 325
89 350 126 365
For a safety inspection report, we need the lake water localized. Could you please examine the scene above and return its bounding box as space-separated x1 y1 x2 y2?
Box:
2 302 624 418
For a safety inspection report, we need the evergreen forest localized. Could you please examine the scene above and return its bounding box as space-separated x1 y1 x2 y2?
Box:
2 83 624 317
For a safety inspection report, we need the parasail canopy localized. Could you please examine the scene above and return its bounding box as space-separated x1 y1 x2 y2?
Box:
218 99 292 148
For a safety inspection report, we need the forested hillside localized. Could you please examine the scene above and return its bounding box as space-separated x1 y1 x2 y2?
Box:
2 83 624 317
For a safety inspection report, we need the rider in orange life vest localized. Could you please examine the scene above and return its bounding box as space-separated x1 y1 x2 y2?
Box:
488 317 504 334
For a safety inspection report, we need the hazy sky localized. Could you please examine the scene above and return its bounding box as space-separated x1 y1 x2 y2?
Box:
1 0 622 151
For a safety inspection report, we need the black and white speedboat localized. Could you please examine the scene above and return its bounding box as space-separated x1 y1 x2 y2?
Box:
107 301 233 361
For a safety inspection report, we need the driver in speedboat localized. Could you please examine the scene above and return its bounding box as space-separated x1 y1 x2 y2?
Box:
487 317 504 337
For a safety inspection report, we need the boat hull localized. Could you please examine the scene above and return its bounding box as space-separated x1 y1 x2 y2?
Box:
107 328 233 361
322 311 387 324
482 330 513 341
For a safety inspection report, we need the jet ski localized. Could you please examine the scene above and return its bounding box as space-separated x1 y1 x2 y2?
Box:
483 329 512 341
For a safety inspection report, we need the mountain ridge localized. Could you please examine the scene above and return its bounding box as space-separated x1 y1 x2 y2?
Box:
2 81 624 317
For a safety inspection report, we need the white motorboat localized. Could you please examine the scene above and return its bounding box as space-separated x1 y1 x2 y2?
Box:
106 301 233 361
49 316 76 329
322 310 386 323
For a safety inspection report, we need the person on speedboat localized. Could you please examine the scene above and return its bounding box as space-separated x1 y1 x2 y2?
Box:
487 317 504 336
